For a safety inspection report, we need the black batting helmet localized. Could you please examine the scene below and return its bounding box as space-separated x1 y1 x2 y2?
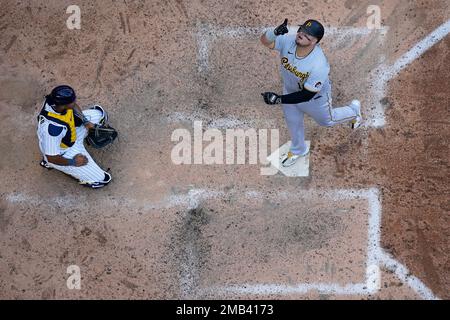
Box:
49 85 76 106
298 19 325 43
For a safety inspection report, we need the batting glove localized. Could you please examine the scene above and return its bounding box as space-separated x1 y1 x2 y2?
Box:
261 92 281 105
274 19 289 36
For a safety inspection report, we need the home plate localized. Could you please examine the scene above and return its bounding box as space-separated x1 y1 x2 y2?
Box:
266 141 310 177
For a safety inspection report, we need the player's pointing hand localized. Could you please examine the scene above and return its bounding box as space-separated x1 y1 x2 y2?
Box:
274 18 289 36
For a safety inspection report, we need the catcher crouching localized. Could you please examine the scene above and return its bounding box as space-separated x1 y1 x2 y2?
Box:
37 85 118 189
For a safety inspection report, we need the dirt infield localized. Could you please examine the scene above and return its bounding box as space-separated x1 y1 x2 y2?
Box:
0 0 448 299
374 36 450 299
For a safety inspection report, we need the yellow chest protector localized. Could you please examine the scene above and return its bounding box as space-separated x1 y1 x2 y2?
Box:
39 108 77 149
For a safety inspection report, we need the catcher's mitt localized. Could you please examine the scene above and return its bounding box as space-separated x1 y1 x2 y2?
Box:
86 124 118 149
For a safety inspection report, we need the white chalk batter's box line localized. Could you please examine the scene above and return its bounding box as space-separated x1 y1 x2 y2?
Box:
195 21 450 128
194 188 438 299
195 24 389 73
5 187 439 299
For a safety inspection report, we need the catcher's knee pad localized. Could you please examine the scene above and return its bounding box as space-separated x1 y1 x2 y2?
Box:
90 104 108 125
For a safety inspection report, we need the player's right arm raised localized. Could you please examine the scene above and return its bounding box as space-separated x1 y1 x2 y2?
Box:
260 18 289 49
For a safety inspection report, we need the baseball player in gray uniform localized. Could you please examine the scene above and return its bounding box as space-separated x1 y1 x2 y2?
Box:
261 19 362 167
37 85 112 188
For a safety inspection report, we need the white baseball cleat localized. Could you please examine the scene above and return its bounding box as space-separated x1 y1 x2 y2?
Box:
79 172 112 189
39 158 53 170
350 100 362 129
281 147 310 167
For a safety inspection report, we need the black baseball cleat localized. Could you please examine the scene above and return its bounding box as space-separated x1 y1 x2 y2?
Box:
79 172 112 189
39 159 53 170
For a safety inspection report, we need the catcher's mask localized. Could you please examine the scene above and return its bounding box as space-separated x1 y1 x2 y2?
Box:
85 105 118 149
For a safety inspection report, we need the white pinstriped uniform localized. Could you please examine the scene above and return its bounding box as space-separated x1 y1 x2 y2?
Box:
37 103 110 184
274 34 359 155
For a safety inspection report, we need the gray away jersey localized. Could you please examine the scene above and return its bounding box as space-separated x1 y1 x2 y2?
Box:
274 34 330 95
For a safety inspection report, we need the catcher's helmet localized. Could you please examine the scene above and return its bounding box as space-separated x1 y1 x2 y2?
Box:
298 19 325 43
50 85 76 106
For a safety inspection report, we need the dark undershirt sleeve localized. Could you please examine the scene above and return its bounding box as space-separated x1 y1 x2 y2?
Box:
280 89 317 104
